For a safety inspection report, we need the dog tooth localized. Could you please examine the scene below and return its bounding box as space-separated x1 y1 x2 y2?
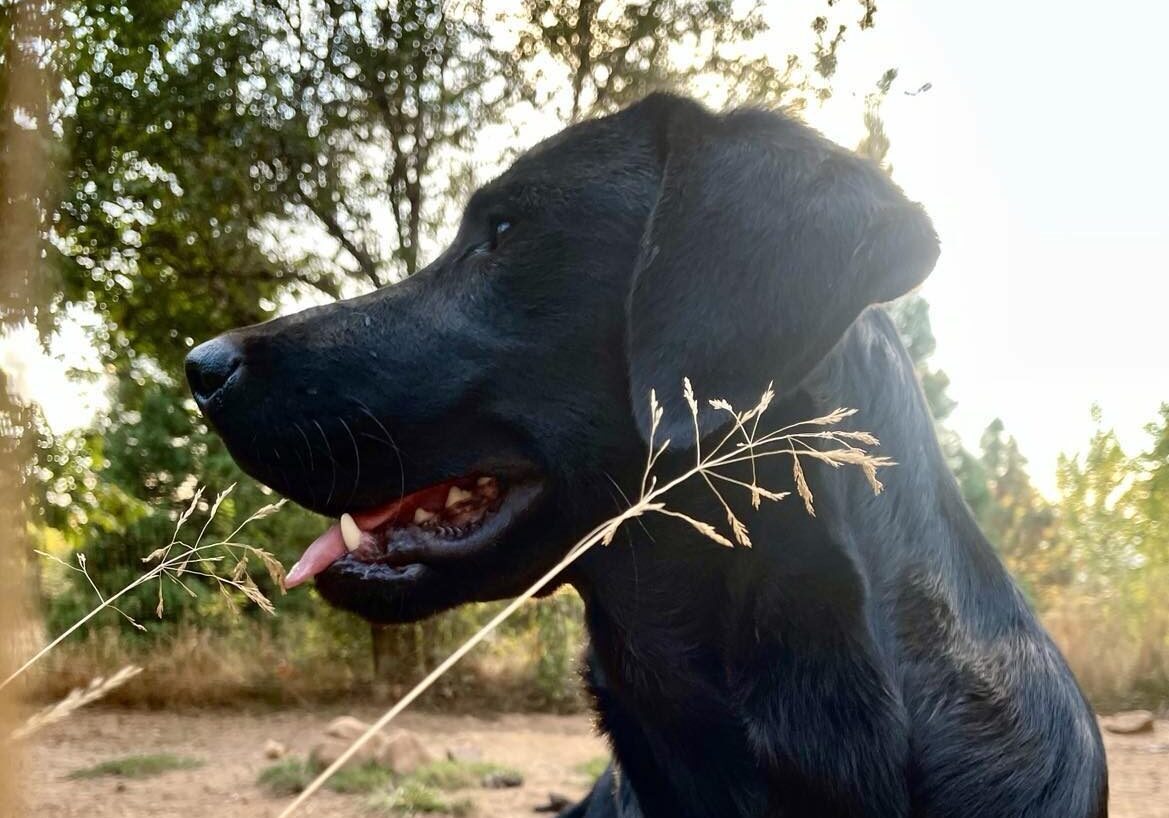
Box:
413 507 437 524
476 476 494 487
340 513 361 552
445 486 473 508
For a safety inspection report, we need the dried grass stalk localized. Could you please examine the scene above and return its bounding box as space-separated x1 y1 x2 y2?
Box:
3 488 284 692
10 665 142 740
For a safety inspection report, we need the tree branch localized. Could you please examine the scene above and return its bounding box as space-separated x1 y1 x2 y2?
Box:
296 192 383 289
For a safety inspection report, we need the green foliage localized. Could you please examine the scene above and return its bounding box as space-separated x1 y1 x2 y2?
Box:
53 3 304 374
575 756 609 781
40 1 521 379
1044 406 1169 705
35 0 874 379
258 757 313 796
409 760 520 791
67 752 203 779
369 781 473 816
1055 406 1169 607
887 295 957 424
977 419 1062 600
893 290 1169 706
259 756 398 796
1056 407 1144 589
327 762 396 795
519 0 774 119
33 376 325 634
497 588 586 707
1137 405 1169 565
258 756 510 805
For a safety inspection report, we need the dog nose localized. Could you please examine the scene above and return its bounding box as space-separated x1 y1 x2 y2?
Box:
185 336 242 404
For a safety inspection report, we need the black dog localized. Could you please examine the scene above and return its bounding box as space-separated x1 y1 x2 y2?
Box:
187 94 1107 817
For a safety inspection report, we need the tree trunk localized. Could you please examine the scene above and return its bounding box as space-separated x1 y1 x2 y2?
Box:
370 622 424 698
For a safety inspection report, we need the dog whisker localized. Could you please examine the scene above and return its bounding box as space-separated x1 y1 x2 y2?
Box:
312 419 338 508
356 402 406 507
294 422 315 474
604 471 655 546
272 448 294 503
603 472 643 626
287 433 316 506
340 418 361 509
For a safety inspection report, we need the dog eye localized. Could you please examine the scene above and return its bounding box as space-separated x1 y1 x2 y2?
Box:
489 219 512 251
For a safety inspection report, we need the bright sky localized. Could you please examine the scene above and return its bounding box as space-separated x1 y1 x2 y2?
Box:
3 0 1166 496
804 0 1169 492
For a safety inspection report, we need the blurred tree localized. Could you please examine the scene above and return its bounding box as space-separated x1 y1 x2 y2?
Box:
886 294 956 422
37 0 875 377
1 0 67 333
1056 407 1142 593
519 0 878 121
1134 404 1169 564
45 0 518 379
1131 405 1169 691
977 418 1064 600
19 0 895 695
53 2 321 376
32 376 324 632
520 0 767 119
855 67 896 171
1054 407 1169 701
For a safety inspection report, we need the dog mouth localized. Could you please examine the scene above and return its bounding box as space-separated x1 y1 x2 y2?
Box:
284 472 545 588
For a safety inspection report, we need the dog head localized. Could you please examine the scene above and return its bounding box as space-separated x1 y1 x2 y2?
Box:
186 94 937 623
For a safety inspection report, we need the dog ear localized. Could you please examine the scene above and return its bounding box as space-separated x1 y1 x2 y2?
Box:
625 95 939 447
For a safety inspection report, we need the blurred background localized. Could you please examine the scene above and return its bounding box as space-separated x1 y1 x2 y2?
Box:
2 0 1167 816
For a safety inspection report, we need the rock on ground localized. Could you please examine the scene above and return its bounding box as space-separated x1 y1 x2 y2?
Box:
1103 711 1156 735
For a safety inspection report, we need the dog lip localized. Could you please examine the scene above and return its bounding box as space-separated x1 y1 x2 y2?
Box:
372 480 544 568
284 477 545 589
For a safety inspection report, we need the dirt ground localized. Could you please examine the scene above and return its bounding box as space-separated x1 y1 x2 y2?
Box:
21 709 1169 817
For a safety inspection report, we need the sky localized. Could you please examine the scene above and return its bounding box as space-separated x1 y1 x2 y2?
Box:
801 0 1169 492
3 0 1167 496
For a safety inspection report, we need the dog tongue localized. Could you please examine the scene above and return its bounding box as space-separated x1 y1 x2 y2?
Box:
284 499 406 588
283 481 459 589
284 525 349 588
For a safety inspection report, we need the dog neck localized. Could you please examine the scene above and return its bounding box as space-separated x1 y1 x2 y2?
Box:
573 306 1009 709
797 307 1011 617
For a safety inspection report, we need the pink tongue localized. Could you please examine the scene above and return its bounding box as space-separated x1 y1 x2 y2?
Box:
284 500 410 589
284 524 348 588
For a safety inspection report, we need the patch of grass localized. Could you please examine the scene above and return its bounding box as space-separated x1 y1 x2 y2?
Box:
67 752 203 780
330 762 395 795
258 757 314 797
407 759 520 791
575 755 609 780
368 781 473 816
259 757 394 797
259 755 516 811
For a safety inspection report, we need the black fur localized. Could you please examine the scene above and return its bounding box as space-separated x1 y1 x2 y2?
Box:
187 94 1107 817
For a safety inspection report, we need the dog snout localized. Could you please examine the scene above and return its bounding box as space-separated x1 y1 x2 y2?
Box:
185 335 243 405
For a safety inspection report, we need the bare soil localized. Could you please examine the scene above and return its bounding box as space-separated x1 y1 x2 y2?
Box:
21 709 1169 817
